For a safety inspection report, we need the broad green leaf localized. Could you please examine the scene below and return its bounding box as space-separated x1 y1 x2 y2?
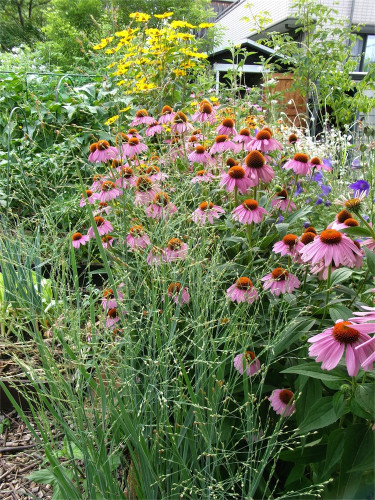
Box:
298 396 342 434
364 247 375 276
340 226 373 237
272 319 315 356
282 363 344 382
280 442 326 463
329 304 353 322
354 384 375 419
322 428 345 481
330 268 353 286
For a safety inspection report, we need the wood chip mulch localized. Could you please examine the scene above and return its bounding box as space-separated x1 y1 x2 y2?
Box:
0 410 53 499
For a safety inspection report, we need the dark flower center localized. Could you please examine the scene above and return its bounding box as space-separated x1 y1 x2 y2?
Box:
235 277 253 290
128 137 139 146
239 128 250 137
243 199 258 210
200 101 213 114
332 321 360 344
188 135 198 143
293 153 309 163
168 282 182 294
72 232 82 241
90 143 98 153
222 118 234 128
282 234 299 247
276 189 288 200
197 170 206 176
304 226 317 234
153 192 170 206
195 145 206 154
288 134 298 144
122 167 134 178
104 288 114 299
168 238 183 250
107 308 118 318
228 166 245 179
279 389 294 405
128 128 138 135
101 181 116 192
162 105 173 115
244 350 256 362
174 111 187 123
94 216 105 226
344 198 361 209
310 156 321 165
136 109 148 117
256 130 271 140
215 134 228 143
146 166 160 175
345 218 358 227
271 268 289 280
301 232 316 245
245 151 265 169
97 140 110 151
136 176 153 191
337 209 353 223
320 229 342 244
226 158 237 167
130 225 144 236
199 201 214 211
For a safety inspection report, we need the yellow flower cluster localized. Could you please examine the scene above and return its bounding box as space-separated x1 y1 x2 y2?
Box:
94 11 214 124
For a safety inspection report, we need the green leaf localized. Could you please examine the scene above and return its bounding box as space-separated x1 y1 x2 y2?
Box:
340 226 373 237
329 304 353 322
280 442 326 463
28 468 56 485
322 428 345 480
331 268 353 286
354 384 375 419
364 247 375 276
272 319 315 356
281 363 344 382
298 396 342 434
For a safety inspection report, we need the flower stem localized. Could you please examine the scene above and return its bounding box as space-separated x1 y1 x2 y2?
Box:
286 175 298 213
234 186 238 208
320 263 332 325
357 213 375 239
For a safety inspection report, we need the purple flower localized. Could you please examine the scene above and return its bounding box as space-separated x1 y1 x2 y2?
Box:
277 215 284 224
294 182 303 197
323 157 332 169
315 197 323 205
349 179 370 196
320 184 331 196
351 157 361 169
325 200 332 206
303 221 311 228
313 172 323 184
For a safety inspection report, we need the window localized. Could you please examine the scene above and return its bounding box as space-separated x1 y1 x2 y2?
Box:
352 34 375 72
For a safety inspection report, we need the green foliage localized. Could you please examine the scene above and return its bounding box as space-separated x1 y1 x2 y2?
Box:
261 0 375 127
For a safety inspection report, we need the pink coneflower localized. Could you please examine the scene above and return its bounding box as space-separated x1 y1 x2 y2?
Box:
166 282 190 306
308 320 374 376
210 135 235 154
146 192 177 220
72 232 90 249
90 174 105 192
288 133 298 144
327 209 353 230
80 189 98 207
232 199 267 224
158 105 176 125
227 277 259 304
299 229 363 268
191 100 217 124
135 176 160 206
122 137 148 158
350 305 375 324
216 118 237 137
233 351 261 376
246 129 282 152
115 167 137 188
220 166 252 195
102 235 114 248
271 189 297 212
310 156 332 172
101 285 124 310
100 180 122 202
283 153 311 176
146 121 164 137
87 217 113 238
88 140 117 163
171 111 193 135
233 128 252 152
191 201 225 225
186 135 200 151
146 246 165 266
243 151 275 186
191 170 215 184
165 238 188 262
188 145 211 164
130 109 155 126
106 308 121 328
328 217 359 231
273 234 304 258
95 202 111 216
269 389 295 416
127 128 143 140
145 165 168 182
261 268 301 296
126 225 151 249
